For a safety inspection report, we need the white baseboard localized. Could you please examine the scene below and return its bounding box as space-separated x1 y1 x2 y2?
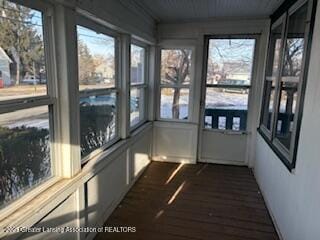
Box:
152 156 196 164
85 162 151 240
252 169 284 240
199 157 247 166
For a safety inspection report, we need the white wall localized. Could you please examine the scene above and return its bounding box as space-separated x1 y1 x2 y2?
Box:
154 18 269 166
254 3 320 239
14 125 152 240
75 0 156 43
152 122 198 163
0 1 156 238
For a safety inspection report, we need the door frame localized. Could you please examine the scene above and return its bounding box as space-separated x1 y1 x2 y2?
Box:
197 34 261 165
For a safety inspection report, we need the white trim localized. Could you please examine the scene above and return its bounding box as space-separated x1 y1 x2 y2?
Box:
119 33 131 139
0 0 62 218
0 96 55 114
0 47 12 63
130 42 149 129
76 15 121 39
199 158 247 166
81 136 121 165
0 123 152 240
0 177 60 222
157 45 196 122
252 169 284 240
152 156 196 164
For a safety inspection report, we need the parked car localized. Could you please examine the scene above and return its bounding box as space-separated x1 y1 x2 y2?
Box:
22 77 47 85
80 95 139 111
218 79 250 94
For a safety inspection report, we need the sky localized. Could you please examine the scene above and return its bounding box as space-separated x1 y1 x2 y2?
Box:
208 39 255 66
77 25 115 56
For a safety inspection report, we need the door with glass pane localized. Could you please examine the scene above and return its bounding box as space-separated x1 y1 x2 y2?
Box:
200 37 257 165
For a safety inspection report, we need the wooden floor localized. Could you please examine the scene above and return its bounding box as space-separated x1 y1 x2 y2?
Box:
95 162 279 240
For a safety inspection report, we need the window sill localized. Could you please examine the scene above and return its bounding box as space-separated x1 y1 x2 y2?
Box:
203 128 249 135
0 122 153 239
0 176 61 223
155 119 193 124
130 119 148 133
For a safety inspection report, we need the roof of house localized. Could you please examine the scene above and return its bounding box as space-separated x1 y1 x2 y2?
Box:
0 47 13 63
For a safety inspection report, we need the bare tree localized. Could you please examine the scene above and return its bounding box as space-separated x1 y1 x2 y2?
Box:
207 39 254 83
161 49 191 119
282 38 304 116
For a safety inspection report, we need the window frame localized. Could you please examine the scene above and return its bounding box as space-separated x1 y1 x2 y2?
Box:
202 35 258 133
76 16 121 163
0 0 61 218
258 0 317 170
129 40 148 131
259 14 287 140
157 46 195 122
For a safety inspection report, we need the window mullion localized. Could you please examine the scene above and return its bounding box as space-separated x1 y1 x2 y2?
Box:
54 5 81 177
271 13 288 141
120 33 131 138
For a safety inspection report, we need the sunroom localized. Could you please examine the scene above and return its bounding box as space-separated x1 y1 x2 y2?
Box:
0 0 319 239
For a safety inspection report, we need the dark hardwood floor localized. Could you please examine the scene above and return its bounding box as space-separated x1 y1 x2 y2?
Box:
95 162 279 240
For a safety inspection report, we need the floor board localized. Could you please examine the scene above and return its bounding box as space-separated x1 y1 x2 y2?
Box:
95 162 279 240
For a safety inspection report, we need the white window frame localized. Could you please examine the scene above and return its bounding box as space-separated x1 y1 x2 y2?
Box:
0 0 61 220
202 36 258 133
76 16 121 163
157 45 195 122
130 40 148 131
259 14 287 140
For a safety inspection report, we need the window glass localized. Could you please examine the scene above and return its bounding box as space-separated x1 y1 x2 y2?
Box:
160 88 189 120
0 106 51 208
205 39 255 131
275 3 307 151
80 92 117 157
261 24 284 131
160 48 192 120
130 88 144 126
161 49 192 85
206 39 254 85
77 25 115 90
0 1 47 101
205 87 249 130
77 25 118 158
130 44 146 128
131 45 145 85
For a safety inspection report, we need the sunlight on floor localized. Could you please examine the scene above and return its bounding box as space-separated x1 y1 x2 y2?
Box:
154 209 164 220
196 164 208 176
165 163 184 185
167 181 186 205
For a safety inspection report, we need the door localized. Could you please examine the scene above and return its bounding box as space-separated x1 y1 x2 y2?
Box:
199 36 258 165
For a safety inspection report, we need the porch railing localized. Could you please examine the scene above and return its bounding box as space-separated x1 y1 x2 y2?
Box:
205 109 247 131
204 108 294 133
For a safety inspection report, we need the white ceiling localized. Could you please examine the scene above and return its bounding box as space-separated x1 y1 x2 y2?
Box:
133 0 285 23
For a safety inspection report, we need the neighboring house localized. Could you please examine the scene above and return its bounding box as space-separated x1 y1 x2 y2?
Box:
221 61 251 81
95 60 115 82
131 63 143 84
0 47 13 86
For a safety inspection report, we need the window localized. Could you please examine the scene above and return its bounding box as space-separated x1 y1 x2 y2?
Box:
0 1 53 209
204 38 256 131
130 44 147 128
160 49 192 120
259 0 315 169
77 25 119 159
260 20 285 133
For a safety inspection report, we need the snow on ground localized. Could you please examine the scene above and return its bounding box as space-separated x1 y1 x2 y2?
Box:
2 90 250 130
205 89 248 110
160 89 248 122
160 94 189 119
